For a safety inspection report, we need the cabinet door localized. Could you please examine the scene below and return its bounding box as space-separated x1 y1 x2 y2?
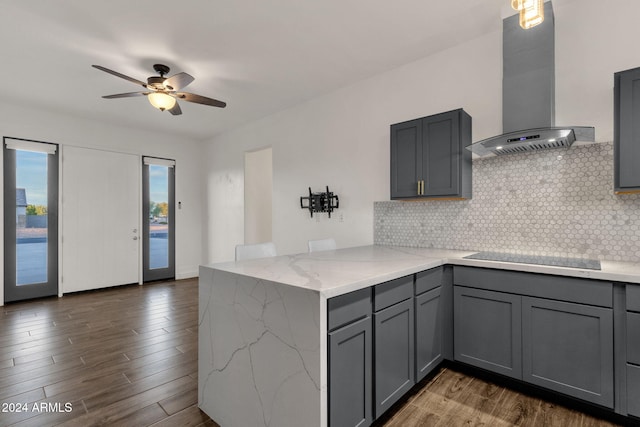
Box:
522 297 614 408
628 364 640 417
415 286 442 381
454 286 522 379
615 67 640 192
329 316 372 427
421 111 459 197
374 299 415 418
390 119 421 199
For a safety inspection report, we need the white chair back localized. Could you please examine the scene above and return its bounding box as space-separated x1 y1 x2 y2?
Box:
235 242 277 261
308 238 337 252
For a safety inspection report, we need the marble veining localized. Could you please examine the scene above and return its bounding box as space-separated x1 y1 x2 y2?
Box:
199 267 321 427
204 246 471 298
199 245 640 427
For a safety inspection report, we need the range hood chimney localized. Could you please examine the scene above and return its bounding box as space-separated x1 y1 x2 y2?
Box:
467 1 594 157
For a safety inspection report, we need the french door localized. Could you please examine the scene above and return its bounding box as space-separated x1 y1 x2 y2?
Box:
142 157 175 282
3 138 59 303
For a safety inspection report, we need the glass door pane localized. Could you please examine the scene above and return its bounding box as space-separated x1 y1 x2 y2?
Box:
149 164 169 269
16 150 48 285
4 138 58 303
142 157 175 282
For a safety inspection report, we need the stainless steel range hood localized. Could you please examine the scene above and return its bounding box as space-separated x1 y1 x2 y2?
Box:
467 1 594 157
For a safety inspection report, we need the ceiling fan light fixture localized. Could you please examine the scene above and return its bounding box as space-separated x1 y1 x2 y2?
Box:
93 64 226 115
511 0 544 29
148 92 176 111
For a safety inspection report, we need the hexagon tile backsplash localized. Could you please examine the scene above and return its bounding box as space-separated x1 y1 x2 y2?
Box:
374 141 640 262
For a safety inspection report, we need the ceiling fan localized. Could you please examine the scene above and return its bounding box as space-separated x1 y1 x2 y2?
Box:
92 63 226 115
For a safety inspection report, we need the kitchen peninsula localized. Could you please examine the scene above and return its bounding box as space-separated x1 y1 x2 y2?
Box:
198 245 640 427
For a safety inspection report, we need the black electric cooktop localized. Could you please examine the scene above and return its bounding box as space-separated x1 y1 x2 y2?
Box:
463 252 601 271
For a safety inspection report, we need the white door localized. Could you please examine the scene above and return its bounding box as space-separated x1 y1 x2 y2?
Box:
62 146 140 293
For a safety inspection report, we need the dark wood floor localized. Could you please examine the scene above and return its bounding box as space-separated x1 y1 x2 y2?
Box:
381 368 620 427
0 279 621 426
0 278 216 427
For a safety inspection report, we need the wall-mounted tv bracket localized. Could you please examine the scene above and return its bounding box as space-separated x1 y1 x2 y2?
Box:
300 186 339 218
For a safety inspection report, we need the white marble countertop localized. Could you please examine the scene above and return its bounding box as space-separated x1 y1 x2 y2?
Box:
203 245 640 298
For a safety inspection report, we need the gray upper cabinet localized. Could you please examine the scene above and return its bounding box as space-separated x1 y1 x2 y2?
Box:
522 297 614 408
615 66 640 194
453 286 522 380
390 118 421 198
390 109 472 200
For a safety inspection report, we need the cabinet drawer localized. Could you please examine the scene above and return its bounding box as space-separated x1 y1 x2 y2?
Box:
453 266 612 308
628 363 640 417
328 287 371 332
628 312 640 365
415 267 443 295
628 285 640 312
374 275 413 312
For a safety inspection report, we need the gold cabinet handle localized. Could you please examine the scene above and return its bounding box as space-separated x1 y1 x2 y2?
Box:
422 180 425 195
417 180 421 196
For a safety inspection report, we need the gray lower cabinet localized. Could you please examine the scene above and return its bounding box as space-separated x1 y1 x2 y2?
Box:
627 285 640 417
374 298 415 418
453 286 522 379
521 297 614 408
628 364 640 417
329 315 372 427
415 286 443 381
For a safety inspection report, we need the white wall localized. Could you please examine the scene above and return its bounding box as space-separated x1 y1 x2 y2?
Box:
202 0 640 263
202 30 502 262
0 101 203 304
244 147 273 245
554 0 640 141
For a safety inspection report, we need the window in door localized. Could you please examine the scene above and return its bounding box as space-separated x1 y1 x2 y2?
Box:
3 138 58 303
142 157 175 282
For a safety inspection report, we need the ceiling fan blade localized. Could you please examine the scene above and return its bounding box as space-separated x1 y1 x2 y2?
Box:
176 92 226 108
102 92 149 99
92 65 147 88
163 72 194 91
168 101 182 116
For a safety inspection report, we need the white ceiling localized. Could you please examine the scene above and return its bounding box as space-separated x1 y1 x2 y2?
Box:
1 0 515 141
